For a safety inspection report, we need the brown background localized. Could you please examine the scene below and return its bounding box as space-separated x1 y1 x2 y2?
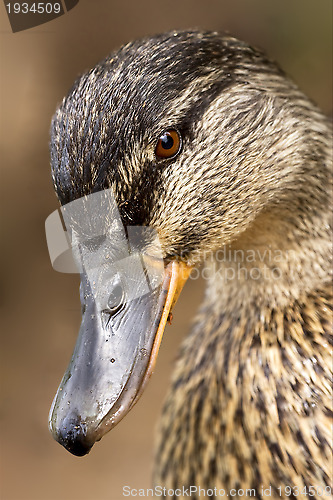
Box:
0 1 332 499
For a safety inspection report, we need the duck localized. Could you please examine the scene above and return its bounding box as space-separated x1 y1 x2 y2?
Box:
48 31 332 499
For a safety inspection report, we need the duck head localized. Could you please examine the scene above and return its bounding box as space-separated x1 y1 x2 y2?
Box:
48 31 329 456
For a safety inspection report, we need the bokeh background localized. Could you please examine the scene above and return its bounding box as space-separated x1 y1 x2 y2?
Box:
0 1 332 499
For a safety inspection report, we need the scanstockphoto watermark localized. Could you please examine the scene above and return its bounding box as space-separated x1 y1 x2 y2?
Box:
45 189 297 299
122 485 333 497
123 485 257 497
189 246 296 266
185 246 297 283
189 263 285 283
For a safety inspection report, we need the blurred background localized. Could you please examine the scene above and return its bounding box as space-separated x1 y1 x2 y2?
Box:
0 1 332 499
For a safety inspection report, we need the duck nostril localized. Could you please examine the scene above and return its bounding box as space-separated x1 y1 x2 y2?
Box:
107 283 124 314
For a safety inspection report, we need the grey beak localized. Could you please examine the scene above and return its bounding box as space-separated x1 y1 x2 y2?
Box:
49 247 168 456
47 189 192 456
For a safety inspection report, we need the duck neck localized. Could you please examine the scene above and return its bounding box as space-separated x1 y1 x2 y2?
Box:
204 201 332 316
155 191 332 491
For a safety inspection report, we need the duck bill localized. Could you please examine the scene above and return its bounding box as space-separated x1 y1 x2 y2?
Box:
49 259 191 457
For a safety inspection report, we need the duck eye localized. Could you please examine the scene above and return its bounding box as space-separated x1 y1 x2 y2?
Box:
107 283 124 314
155 129 181 159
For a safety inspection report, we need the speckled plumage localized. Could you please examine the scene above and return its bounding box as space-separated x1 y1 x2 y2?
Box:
155 285 332 496
50 31 332 499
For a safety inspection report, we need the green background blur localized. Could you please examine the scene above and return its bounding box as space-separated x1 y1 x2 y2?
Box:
0 1 332 499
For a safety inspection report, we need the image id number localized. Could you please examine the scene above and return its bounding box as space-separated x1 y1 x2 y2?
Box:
6 3 62 14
